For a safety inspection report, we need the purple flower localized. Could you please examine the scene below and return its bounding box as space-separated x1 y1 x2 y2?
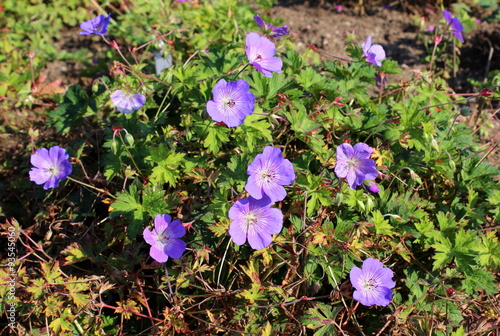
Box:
375 72 387 89
228 195 283 250
443 10 464 43
80 14 111 36
206 79 255 127
254 15 289 38
362 36 386 67
29 146 72 190
366 181 380 194
143 214 186 263
245 146 296 203
350 258 395 306
246 32 283 78
334 143 378 190
110 90 146 114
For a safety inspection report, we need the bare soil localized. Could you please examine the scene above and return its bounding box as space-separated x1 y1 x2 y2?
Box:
271 0 500 167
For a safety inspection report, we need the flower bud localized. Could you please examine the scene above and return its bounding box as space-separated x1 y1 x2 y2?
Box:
460 107 472 116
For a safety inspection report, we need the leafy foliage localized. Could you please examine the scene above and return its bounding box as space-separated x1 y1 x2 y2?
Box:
1 0 499 335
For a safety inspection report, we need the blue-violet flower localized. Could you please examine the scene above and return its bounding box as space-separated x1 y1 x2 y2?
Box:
335 143 378 190
443 10 464 43
246 32 283 78
110 90 146 114
29 146 72 190
246 146 296 203
362 36 386 67
350 258 395 306
229 195 283 250
206 79 255 127
254 15 289 38
80 14 111 36
143 214 187 263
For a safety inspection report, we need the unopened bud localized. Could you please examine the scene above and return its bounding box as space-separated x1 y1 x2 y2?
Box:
460 107 472 116
125 133 134 146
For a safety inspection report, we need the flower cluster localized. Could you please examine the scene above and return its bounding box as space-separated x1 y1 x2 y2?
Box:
80 14 146 114
229 146 295 250
206 31 282 126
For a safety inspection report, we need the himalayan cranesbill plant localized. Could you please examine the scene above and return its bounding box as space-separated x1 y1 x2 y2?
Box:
13 0 500 334
110 90 146 114
350 258 395 307
228 195 283 250
246 32 283 78
206 79 255 127
443 10 464 43
334 143 378 190
29 146 72 190
361 36 385 67
245 146 295 202
254 15 289 38
79 13 111 36
143 214 186 263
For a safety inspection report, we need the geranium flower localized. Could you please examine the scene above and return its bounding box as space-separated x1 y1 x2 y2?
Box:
80 14 111 36
334 143 378 190
350 258 395 306
143 214 187 263
443 10 464 43
245 146 296 203
366 181 380 194
254 15 289 38
246 32 283 78
29 146 72 190
110 90 146 114
206 79 255 127
228 195 283 250
362 36 386 67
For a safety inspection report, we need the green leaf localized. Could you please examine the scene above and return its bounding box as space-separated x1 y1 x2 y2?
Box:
301 302 341 336
371 210 394 237
149 151 185 186
475 231 500 269
433 237 453 270
204 124 229 154
110 185 146 239
461 268 497 295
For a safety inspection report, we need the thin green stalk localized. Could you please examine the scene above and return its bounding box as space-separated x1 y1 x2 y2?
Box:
67 176 114 198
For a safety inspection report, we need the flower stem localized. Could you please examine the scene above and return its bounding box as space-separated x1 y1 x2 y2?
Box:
233 63 250 80
66 176 114 198
118 135 143 178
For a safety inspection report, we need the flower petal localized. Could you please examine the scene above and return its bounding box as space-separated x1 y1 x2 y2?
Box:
150 245 169 263
165 238 186 259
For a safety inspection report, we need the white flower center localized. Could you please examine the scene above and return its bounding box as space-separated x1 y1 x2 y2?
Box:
259 168 276 182
155 230 170 245
45 164 60 177
245 213 258 227
223 98 235 109
362 277 378 292
347 158 359 170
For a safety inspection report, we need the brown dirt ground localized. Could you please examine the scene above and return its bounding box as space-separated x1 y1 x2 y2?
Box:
271 0 500 168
